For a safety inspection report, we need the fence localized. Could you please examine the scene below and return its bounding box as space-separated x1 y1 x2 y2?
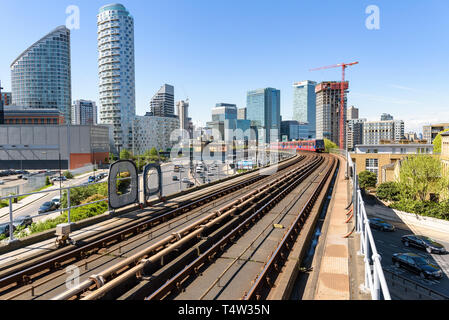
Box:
337 149 391 300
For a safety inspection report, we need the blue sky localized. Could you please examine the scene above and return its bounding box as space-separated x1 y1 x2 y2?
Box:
1 0 448 133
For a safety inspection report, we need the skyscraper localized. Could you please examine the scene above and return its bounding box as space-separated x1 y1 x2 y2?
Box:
315 81 348 149
72 100 97 125
10 26 71 123
98 3 136 153
238 108 247 120
293 81 316 138
246 88 281 144
176 100 190 138
150 84 175 117
381 113 393 121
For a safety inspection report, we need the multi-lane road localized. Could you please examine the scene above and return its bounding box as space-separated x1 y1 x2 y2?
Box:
369 219 449 298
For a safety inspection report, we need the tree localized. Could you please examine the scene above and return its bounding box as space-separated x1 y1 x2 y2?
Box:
324 139 338 153
149 147 158 157
45 176 51 186
432 129 449 154
358 170 377 189
63 171 74 179
120 149 132 160
376 182 400 201
398 155 442 201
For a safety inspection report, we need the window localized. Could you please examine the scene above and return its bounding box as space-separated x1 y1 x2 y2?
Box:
365 158 379 181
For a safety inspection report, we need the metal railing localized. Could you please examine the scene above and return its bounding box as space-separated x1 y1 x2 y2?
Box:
345 150 391 300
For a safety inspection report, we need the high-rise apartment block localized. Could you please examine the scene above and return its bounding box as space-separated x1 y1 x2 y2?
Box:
150 84 175 117
10 26 71 123
293 80 316 138
363 120 404 145
347 118 366 150
347 106 359 120
98 3 136 153
246 88 281 144
281 120 309 141
72 100 97 125
176 100 190 139
315 81 348 149
423 123 449 143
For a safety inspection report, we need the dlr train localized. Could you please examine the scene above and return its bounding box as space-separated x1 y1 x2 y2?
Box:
273 139 325 153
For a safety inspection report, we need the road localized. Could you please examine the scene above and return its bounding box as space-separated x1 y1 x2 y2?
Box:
370 222 449 298
0 170 108 224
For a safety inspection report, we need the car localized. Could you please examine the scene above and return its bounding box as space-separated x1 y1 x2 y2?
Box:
207 172 214 176
401 235 446 254
52 176 67 182
38 201 58 214
0 180 4 185
369 218 395 231
0 223 15 237
392 253 443 279
51 196 61 207
88 176 96 183
181 178 190 184
187 181 195 188
13 215 33 228
172 175 179 181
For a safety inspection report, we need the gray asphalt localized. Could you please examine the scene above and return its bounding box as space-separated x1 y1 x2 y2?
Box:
369 223 449 297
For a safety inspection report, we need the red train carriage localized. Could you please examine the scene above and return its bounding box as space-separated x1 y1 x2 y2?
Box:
273 139 325 153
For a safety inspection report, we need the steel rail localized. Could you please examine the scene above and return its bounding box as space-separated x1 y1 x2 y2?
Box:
50 155 315 300
66 156 322 300
243 156 336 300
0 155 304 293
145 156 326 300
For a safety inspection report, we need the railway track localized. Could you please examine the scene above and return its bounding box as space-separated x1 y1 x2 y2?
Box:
0 153 315 300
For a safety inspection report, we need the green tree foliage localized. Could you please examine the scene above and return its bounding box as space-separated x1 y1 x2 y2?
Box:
120 149 132 160
61 183 108 208
63 171 74 179
432 129 449 154
45 176 51 186
324 139 338 153
398 155 442 201
149 147 158 157
358 170 377 189
376 182 400 201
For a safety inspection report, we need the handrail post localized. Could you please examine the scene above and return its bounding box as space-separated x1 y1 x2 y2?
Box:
67 187 71 224
8 195 14 242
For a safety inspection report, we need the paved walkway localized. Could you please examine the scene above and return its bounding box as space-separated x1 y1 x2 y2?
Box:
314 158 351 300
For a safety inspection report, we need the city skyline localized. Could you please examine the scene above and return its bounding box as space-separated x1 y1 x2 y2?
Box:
1 1 449 133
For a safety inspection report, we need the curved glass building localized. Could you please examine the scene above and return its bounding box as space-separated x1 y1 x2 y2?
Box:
10 26 71 123
97 3 136 153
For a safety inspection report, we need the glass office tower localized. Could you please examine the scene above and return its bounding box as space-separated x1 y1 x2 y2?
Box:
98 3 136 153
246 88 281 144
293 80 316 139
10 26 71 123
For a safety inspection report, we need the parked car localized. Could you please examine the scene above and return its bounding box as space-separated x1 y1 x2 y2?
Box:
38 201 58 214
13 215 33 228
52 176 67 182
88 176 96 183
0 180 4 185
207 172 214 177
186 181 195 188
172 175 179 181
0 223 15 237
51 196 61 207
392 253 443 279
401 235 446 254
369 218 395 232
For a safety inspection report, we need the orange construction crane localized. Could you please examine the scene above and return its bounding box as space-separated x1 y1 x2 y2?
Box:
310 61 358 150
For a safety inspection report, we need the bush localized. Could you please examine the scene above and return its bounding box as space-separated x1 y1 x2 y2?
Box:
390 200 449 221
61 183 108 208
81 194 107 205
63 171 74 179
376 182 400 201
324 139 338 153
359 170 377 189
45 176 51 186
